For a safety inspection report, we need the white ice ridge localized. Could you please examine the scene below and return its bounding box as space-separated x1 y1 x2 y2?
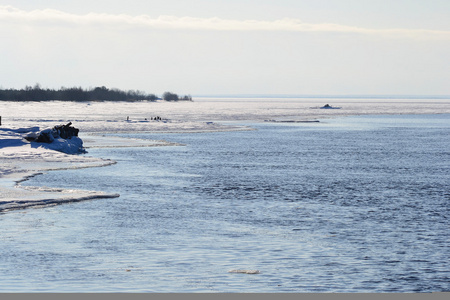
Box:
0 188 120 212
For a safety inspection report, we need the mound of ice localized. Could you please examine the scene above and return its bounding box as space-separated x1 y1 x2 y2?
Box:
37 136 85 154
24 122 86 154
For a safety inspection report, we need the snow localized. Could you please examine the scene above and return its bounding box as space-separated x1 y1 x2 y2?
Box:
0 127 119 212
42 136 85 153
1 97 449 212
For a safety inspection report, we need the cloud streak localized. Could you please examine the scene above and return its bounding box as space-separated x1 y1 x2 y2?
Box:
1 5 449 39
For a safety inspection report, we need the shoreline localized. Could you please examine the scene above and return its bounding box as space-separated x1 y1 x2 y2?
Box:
0 123 254 212
0 139 119 212
1 98 449 212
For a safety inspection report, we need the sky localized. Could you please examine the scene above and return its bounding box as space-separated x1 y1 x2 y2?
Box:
0 0 449 96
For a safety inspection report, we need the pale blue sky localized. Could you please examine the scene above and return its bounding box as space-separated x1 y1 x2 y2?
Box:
1 0 449 95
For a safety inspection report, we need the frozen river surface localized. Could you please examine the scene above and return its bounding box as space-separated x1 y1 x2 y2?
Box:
1 113 449 292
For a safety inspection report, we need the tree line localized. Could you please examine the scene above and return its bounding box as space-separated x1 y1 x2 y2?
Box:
0 84 192 102
162 92 192 101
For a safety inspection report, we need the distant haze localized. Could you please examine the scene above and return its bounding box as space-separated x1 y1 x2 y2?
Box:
1 0 449 96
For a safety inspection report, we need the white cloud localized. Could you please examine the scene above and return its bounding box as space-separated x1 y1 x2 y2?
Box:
1 5 449 39
1 5 449 95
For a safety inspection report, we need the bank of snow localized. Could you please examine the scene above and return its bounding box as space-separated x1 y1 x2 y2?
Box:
42 135 85 153
1 125 85 154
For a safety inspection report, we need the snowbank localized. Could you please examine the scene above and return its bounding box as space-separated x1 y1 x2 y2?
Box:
23 122 86 154
40 136 85 154
1 125 85 154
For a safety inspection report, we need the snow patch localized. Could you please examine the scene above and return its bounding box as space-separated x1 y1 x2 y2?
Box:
33 136 85 154
1 125 85 154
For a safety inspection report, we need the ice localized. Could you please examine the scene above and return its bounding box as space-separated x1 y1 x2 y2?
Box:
1 97 449 211
228 269 261 274
0 131 119 212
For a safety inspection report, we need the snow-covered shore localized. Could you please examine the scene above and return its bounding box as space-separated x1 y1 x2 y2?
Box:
0 126 118 211
1 97 449 212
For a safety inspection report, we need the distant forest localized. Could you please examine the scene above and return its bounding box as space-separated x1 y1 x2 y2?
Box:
0 85 192 102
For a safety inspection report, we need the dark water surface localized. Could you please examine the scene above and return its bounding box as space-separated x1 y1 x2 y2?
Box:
1 114 449 292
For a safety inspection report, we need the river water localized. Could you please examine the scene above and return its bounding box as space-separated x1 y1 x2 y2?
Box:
1 114 449 292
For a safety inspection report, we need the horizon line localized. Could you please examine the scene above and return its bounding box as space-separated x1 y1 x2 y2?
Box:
194 94 450 99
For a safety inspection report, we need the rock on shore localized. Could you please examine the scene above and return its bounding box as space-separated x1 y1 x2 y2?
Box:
25 122 86 154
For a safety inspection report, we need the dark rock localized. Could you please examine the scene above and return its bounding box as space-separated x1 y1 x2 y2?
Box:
35 129 54 143
55 122 79 139
35 122 80 143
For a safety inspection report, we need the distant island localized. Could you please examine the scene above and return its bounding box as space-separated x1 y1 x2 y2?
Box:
0 85 192 102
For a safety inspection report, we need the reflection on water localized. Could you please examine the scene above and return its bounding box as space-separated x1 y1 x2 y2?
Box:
1 114 449 292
